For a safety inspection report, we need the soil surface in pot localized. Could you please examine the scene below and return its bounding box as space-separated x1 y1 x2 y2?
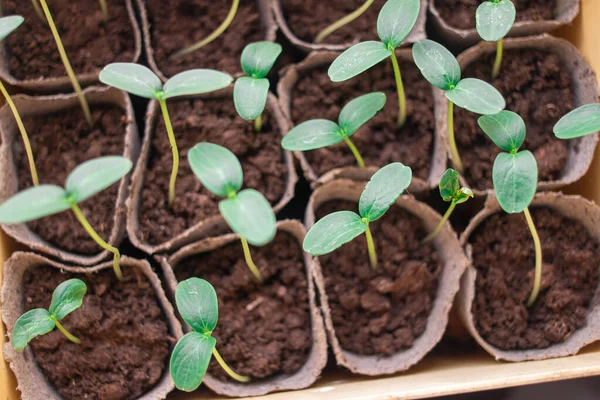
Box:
315 200 442 355
13 105 128 254
145 0 264 78
470 207 600 350
173 231 312 381
290 58 435 181
138 97 286 246
4 0 136 80
455 49 573 191
22 265 171 400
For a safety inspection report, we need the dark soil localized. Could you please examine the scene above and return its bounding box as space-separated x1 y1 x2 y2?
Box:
315 200 442 356
145 0 265 78
456 49 573 191
173 231 312 381
470 207 600 350
289 57 435 181
14 105 128 254
5 0 136 80
23 265 172 400
138 97 286 246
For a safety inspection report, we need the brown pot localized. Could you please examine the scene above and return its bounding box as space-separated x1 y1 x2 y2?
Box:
0 86 140 266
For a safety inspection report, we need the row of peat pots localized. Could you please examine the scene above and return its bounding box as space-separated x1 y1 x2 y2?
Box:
0 1 598 400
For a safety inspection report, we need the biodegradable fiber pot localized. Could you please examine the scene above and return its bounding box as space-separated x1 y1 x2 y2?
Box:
305 179 468 375
1 252 183 400
0 86 139 266
159 219 328 397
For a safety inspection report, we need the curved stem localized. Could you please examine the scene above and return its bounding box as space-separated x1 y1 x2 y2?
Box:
212 347 250 382
31 0 45 21
240 237 264 284
173 0 239 58
315 0 375 44
447 100 464 173
98 0 109 22
389 51 407 128
254 114 262 132
364 223 377 270
342 135 365 168
491 39 503 80
424 201 456 242
54 319 81 344
524 207 543 307
159 99 179 207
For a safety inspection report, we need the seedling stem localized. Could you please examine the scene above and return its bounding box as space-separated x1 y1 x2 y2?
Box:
53 318 81 344
212 347 250 382
364 223 377 269
159 98 179 207
240 237 264 283
524 206 542 307
315 0 375 44
99 0 109 22
254 114 262 132
447 100 464 173
390 50 407 128
492 39 503 79
342 135 365 168
31 0 45 21
424 202 456 242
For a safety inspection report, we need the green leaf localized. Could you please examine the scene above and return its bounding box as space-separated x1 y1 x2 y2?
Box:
412 39 461 90
233 77 269 121
0 185 70 224
11 309 55 351
163 69 233 99
281 120 342 151
446 78 505 115
170 332 216 392
439 168 461 202
175 278 218 333
553 103 600 139
48 279 87 320
188 142 243 197
303 211 367 256
99 63 163 99
65 156 132 203
493 150 537 214
478 110 526 152
476 0 516 42
377 0 421 48
455 188 474 205
0 15 23 41
359 162 412 221
219 189 276 246
328 41 392 82
240 41 282 79
338 92 387 136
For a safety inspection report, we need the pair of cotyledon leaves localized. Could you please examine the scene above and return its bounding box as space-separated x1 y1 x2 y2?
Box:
476 0 516 42
439 169 473 204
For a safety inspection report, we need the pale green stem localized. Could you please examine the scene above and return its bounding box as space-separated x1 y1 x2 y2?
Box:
240 237 264 283
364 223 377 270
54 319 81 344
491 39 503 80
98 0 109 22
158 99 179 207
31 0 45 21
447 100 464 173
315 0 375 43
342 135 365 168
254 114 262 132
424 201 456 242
389 50 407 128
212 347 250 382
524 207 543 307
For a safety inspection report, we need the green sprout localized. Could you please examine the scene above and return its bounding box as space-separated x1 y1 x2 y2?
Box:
0 157 132 281
99 63 233 207
281 92 386 169
304 162 411 269
478 110 541 307
12 278 87 350
476 0 516 79
423 168 473 242
170 278 249 392
412 39 506 174
553 103 600 140
314 0 375 44
328 0 421 128
188 142 276 283
233 41 282 132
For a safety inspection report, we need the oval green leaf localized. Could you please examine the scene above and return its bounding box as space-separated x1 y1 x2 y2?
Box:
233 77 269 121
476 0 516 42
48 279 87 320
188 142 243 197
99 63 163 99
65 156 132 203
328 41 392 82
0 15 23 41
170 332 216 392
219 189 276 246
446 78 506 115
359 162 412 221
303 211 366 256
377 0 420 48
281 119 342 151
339 92 387 136
412 39 461 90
0 185 70 224
478 110 526 152
553 103 600 139
11 309 55 351
493 150 537 214
240 41 282 79
175 278 218 333
439 168 461 202
163 69 233 99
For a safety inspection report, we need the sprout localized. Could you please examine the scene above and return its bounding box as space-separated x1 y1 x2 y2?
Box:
99 0 109 22
478 110 541 307
304 162 411 269
314 0 375 44
412 39 506 174
170 278 249 392
476 0 516 79
233 41 282 132
281 92 386 168
12 279 87 350
553 103 600 139
0 157 132 280
327 0 421 128
188 142 276 283
99 63 233 207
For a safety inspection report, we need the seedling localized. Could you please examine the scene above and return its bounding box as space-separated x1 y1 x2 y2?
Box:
304 162 412 269
478 110 541 307
476 0 516 79
234 41 282 132
100 63 233 207
553 103 600 140
413 39 506 174
423 168 473 242
12 278 87 350
281 92 386 168
0 156 132 281
328 0 421 128
170 278 249 391
188 142 276 283
314 0 375 44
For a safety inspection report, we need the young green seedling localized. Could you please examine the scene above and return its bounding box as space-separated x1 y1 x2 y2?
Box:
234 41 282 132
423 168 473 242
12 278 87 350
314 0 375 44
100 63 233 207
188 142 276 283
553 103 600 140
281 92 386 168
328 0 421 128
170 278 249 391
0 156 132 281
412 39 506 174
304 162 412 269
476 0 516 79
478 110 541 307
